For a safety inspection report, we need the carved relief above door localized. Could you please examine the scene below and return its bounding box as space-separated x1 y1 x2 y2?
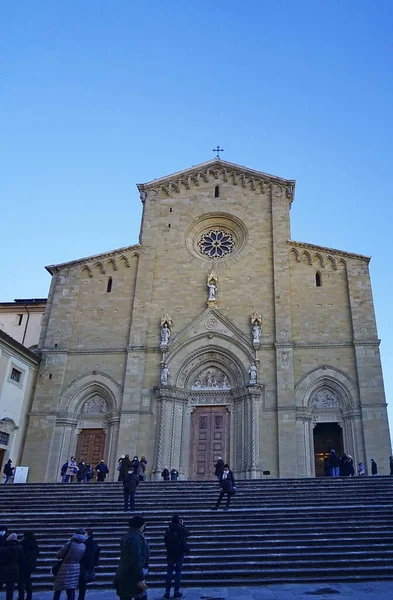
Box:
189 406 230 480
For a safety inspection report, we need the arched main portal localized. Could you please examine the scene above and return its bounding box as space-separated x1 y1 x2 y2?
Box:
153 347 262 480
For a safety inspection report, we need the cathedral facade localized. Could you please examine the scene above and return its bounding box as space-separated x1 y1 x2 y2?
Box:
23 159 391 481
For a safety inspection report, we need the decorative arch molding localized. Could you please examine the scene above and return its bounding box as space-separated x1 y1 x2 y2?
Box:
295 365 359 410
59 371 122 414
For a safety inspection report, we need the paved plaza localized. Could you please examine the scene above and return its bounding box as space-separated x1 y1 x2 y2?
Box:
24 582 393 600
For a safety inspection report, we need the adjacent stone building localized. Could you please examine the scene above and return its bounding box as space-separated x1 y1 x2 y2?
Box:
22 159 391 481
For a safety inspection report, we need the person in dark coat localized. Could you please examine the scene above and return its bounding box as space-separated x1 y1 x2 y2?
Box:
114 516 149 600
170 468 179 482
161 467 170 481
213 464 235 511
123 470 139 511
371 458 378 476
390 456 393 475
214 456 224 479
0 533 24 600
53 529 86 600
95 460 109 482
76 463 86 483
77 528 100 600
61 462 69 483
163 515 190 599
339 454 351 476
18 531 40 600
119 455 132 482
3 460 14 484
0 526 7 548
131 456 140 476
328 449 340 477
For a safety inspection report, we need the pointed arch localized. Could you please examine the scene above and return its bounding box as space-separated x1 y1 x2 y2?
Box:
118 255 130 268
106 259 117 273
295 365 358 409
81 265 93 279
300 250 312 265
289 248 300 262
313 253 324 268
59 371 122 413
325 255 337 271
93 262 105 275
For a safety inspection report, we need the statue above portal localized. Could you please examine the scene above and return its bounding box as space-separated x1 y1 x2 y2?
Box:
207 270 218 306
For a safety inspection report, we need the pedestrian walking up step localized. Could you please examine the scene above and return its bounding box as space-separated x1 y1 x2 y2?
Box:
1 477 393 589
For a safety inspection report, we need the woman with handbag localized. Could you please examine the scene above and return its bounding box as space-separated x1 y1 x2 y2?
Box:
77 528 100 600
52 529 86 600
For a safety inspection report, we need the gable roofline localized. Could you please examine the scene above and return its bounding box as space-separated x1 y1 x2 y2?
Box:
45 243 141 275
137 158 295 192
289 240 371 263
0 329 40 365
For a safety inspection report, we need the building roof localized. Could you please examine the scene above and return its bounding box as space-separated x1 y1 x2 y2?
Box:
45 243 140 274
0 298 47 307
0 329 40 364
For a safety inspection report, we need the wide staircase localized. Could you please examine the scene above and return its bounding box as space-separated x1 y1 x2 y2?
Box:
1 477 393 589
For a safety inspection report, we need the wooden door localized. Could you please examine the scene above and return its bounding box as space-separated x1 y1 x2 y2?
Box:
189 406 230 480
0 449 5 474
76 429 106 467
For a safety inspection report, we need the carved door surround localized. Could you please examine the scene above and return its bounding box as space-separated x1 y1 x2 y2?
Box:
153 384 262 480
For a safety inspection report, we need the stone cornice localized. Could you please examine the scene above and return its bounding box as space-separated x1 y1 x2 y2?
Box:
138 159 295 204
45 244 141 274
288 240 370 263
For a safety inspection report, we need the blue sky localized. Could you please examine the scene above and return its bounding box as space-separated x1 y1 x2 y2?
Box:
1 1 393 432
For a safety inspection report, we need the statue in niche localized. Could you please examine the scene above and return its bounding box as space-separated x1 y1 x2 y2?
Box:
191 367 231 390
312 388 340 408
161 363 169 386
248 362 257 385
83 395 107 414
252 322 261 344
207 270 218 304
161 323 171 345
207 279 217 301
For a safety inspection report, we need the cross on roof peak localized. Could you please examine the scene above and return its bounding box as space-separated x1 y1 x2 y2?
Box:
212 145 224 159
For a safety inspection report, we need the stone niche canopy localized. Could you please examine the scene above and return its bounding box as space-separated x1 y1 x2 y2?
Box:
191 367 231 390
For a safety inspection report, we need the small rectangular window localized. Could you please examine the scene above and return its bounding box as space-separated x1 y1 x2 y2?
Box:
17 314 23 326
0 432 10 446
10 368 22 383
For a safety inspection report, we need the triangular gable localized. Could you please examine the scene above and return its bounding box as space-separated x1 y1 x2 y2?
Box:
137 158 295 203
168 307 252 352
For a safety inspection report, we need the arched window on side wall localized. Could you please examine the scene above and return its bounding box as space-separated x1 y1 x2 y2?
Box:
107 277 113 293
214 185 220 198
315 271 322 287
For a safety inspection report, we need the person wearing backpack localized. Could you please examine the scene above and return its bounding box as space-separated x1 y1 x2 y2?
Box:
77 528 100 600
163 515 190 599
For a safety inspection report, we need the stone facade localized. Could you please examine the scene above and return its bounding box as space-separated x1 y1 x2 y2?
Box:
22 159 391 481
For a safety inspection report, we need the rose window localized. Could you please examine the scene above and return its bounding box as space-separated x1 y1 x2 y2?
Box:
198 229 235 258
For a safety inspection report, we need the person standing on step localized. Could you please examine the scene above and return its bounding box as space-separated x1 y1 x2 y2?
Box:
3 459 14 484
170 468 179 481
123 468 139 511
114 516 149 600
18 530 40 600
52 528 86 600
214 456 224 480
358 462 366 476
138 457 147 482
390 456 393 475
371 458 378 476
77 528 100 600
163 515 190 599
95 460 109 482
117 455 126 481
328 449 340 477
61 461 69 483
161 467 170 481
0 533 24 600
76 462 86 483
213 464 236 511
119 455 132 482
65 457 78 483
